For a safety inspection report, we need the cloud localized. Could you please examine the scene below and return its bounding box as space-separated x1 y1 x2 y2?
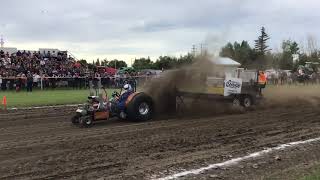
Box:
0 0 319 63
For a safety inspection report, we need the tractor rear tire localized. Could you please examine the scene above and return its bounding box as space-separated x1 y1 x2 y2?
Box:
126 93 153 122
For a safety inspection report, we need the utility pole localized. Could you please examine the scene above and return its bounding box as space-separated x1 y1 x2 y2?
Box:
103 58 108 67
200 43 207 56
192 45 196 56
0 35 4 48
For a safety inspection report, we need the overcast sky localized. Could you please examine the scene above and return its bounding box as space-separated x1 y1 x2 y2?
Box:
0 0 319 64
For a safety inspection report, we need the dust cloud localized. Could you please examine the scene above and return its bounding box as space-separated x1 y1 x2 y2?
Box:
142 56 229 115
263 85 320 108
143 56 218 94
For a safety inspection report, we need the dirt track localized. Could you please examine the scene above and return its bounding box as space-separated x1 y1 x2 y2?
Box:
0 104 320 180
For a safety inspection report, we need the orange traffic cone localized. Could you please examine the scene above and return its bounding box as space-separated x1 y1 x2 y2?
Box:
2 96 7 110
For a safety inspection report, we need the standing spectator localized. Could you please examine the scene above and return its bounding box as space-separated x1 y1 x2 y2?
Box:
15 75 21 92
0 50 5 58
21 73 26 89
33 73 41 88
16 50 22 57
66 72 73 88
52 73 58 89
129 76 137 92
9 77 14 90
26 71 33 92
73 73 79 89
91 72 99 88
40 59 45 67
43 74 49 89
0 74 2 89
105 75 111 88
1 73 7 91
94 72 101 89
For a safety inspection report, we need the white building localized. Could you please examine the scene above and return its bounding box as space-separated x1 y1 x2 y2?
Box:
0 47 18 54
39 48 60 57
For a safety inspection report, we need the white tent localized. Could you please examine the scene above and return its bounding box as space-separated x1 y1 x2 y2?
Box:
214 57 241 66
209 57 241 78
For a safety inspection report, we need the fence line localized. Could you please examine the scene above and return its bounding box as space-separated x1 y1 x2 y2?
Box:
0 75 156 91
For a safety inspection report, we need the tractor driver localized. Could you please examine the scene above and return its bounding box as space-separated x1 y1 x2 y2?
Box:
117 84 133 113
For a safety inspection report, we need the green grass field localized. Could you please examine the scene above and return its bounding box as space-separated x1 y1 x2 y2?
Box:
302 174 320 180
301 168 320 180
0 89 118 108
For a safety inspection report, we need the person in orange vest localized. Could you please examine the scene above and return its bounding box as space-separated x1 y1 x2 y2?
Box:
258 71 267 95
258 71 267 87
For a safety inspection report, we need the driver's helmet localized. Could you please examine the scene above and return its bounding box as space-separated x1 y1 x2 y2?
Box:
123 83 132 92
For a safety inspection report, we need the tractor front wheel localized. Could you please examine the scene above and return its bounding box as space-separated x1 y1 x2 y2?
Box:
79 115 93 128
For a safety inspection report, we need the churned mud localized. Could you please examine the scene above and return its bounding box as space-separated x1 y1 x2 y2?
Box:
0 101 319 179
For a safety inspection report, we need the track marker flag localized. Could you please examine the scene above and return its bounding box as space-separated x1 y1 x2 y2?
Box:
2 96 7 110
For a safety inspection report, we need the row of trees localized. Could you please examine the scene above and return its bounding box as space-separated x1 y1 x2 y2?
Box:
78 54 195 71
220 27 320 70
78 59 128 69
77 27 320 71
132 54 194 70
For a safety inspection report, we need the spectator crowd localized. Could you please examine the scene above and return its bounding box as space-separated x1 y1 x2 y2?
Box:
0 50 143 92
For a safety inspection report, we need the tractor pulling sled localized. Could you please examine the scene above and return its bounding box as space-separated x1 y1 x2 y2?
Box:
71 69 266 127
176 69 266 110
